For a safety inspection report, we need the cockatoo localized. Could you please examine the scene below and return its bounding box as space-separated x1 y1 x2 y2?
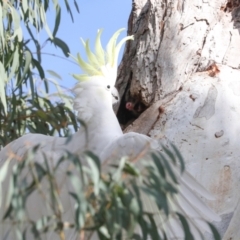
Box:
0 29 220 240
0 29 126 161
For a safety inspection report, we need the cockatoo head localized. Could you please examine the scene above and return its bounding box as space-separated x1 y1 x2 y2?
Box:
71 29 133 122
71 28 134 95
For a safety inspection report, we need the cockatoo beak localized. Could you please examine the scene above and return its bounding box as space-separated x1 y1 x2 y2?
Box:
111 87 120 114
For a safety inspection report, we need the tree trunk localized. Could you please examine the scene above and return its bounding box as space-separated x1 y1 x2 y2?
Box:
116 0 240 239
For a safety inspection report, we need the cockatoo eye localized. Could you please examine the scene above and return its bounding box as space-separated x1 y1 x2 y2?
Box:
107 85 111 90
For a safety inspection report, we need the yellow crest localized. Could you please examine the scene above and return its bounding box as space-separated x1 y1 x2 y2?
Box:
71 28 134 83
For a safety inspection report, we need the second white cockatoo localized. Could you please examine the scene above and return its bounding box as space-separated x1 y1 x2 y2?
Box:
0 29 220 240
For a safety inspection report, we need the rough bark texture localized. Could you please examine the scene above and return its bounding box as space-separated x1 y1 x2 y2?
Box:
116 0 240 239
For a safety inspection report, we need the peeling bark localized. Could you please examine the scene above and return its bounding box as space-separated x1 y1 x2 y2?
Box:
117 0 240 238
193 85 217 120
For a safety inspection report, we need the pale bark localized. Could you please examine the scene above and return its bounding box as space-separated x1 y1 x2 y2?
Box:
117 0 240 239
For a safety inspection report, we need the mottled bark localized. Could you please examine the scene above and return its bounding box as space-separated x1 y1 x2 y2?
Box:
117 0 240 239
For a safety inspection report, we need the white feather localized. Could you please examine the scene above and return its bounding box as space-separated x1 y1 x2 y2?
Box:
100 134 220 239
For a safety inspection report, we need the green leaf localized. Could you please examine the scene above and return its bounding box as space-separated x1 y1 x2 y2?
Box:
34 216 53 232
40 5 53 39
208 222 221 240
74 0 80 13
22 0 28 13
46 70 62 80
0 62 7 113
0 7 4 46
26 25 42 62
20 50 32 81
43 78 49 93
151 152 166 178
64 0 74 22
85 151 101 175
10 6 22 41
29 72 35 101
176 213 194 240
99 225 110 238
53 5 61 37
129 198 140 216
123 162 139 176
0 160 10 207
0 160 10 183
51 37 70 57
8 46 20 81
162 145 176 165
67 171 82 195
3 174 14 219
32 58 45 79
148 214 162 240
159 152 178 184
15 228 24 240
171 143 185 173
86 152 101 194
141 186 169 216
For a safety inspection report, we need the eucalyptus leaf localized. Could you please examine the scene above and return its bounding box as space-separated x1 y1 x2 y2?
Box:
20 50 32 81
0 62 7 113
46 70 62 80
53 5 61 37
51 37 70 57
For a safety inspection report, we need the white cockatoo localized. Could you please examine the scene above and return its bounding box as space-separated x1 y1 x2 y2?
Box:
0 29 220 240
0 29 127 162
0 28 131 240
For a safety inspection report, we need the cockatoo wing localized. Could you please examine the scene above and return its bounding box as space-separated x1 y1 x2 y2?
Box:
0 131 90 240
0 142 91 240
100 132 158 162
100 132 220 239
0 134 65 162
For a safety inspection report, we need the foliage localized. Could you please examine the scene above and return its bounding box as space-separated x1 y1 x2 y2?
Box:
0 0 79 147
0 1 221 240
0 145 221 240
